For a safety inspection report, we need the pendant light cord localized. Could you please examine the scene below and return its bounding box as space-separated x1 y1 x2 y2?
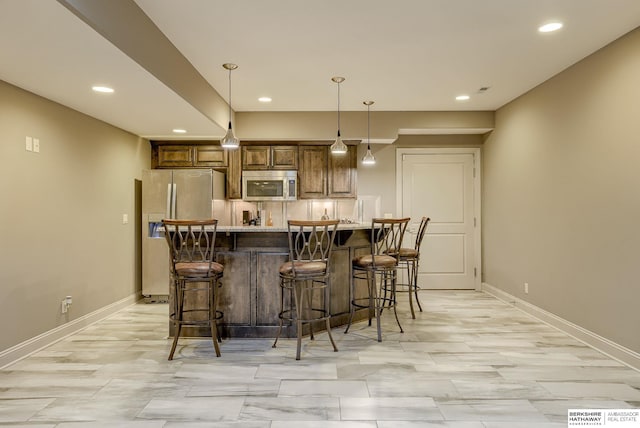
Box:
228 67 232 129
337 80 341 136
367 102 371 150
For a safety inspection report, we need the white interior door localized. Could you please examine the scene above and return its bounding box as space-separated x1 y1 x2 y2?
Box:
397 149 480 290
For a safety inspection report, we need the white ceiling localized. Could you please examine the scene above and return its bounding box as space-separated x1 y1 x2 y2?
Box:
1 0 639 139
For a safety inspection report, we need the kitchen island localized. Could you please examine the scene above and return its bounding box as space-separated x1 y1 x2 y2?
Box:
178 223 372 338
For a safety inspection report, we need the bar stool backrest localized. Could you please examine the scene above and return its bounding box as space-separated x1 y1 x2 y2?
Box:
414 217 431 251
371 217 410 258
162 219 218 274
287 219 340 274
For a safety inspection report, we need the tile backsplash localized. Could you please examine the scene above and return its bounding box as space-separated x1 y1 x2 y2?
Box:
214 197 381 227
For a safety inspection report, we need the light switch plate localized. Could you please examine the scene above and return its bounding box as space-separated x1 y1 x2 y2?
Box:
33 138 40 153
122 214 129 224
26 136 33 151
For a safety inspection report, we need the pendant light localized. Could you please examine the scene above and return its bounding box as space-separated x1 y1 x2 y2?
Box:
330 76 348 155
362 100 376 165
220 63 239 149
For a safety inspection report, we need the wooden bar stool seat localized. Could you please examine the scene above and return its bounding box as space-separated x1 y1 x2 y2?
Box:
398 248 418 258
174 262 224 276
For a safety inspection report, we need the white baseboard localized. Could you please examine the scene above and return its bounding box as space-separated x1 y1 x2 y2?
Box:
482 282 640 372
0 293 139 369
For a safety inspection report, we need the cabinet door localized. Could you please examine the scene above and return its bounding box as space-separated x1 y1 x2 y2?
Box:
299 145 327 199
157 145 193 168
216 251 251 326
194 145 227 167
242 146 270 169
329 247 351 316
271 146 298 169
328 145 357 198
226 147 242 199
255 251 289 325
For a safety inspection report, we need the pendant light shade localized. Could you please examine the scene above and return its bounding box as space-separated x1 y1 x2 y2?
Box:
220 63 239 149
330 76 348 155
362 100 376 165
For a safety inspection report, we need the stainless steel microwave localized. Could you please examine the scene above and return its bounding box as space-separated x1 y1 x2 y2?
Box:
242 170 297 201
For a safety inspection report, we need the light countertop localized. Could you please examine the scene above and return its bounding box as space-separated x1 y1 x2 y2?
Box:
216 223 370 233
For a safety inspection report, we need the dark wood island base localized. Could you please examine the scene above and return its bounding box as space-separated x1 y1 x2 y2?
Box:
172 225 373 339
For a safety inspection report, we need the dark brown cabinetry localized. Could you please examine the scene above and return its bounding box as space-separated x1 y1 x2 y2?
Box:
242 145 298 170
298 144 357 199
151 141 356 200
214 232 291 338
185 228 371 338
156 145 193 168
328 145 357 198
228 145 299 199
194 145 227 167
272 146 298 169
153 143 227 168
226 148 242 199
298 145 328 198
216 250 251 326
255 251 289 326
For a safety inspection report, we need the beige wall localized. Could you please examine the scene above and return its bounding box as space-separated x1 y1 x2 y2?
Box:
0 80 150 353
483 27 640 353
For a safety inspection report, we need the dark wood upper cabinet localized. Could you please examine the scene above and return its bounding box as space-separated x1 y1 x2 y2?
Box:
328 145 357 198
242 146 270 169
194 145 227 167
299 144 357 199
153 142 227 168
156 145 193 168
271 146 298 169
242 145 298 170
226 148 242 199
298 145 327 198
151 141 355 200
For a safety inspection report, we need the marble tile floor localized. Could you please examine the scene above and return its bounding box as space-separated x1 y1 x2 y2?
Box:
1 290 639 427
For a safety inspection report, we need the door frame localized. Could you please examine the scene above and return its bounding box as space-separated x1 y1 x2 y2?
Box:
395 147 482 290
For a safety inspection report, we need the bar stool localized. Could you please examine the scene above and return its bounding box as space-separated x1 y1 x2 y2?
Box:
162 219 223 360
397 216 430 319
273 219 340 360
345 217 410 342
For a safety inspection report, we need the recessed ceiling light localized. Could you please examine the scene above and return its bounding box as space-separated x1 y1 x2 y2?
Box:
538 22 563 33
92 86 114 93
456 95 470 101
172 129 187 134
258 97 272 103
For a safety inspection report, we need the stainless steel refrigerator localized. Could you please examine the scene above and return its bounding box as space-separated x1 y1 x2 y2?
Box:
142 169 224 297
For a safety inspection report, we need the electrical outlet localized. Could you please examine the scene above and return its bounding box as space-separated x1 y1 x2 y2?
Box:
61 296 72 314
524 282 529 294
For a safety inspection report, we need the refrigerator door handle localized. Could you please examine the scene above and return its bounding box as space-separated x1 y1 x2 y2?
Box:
166 183 172 219
171 183 177 219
